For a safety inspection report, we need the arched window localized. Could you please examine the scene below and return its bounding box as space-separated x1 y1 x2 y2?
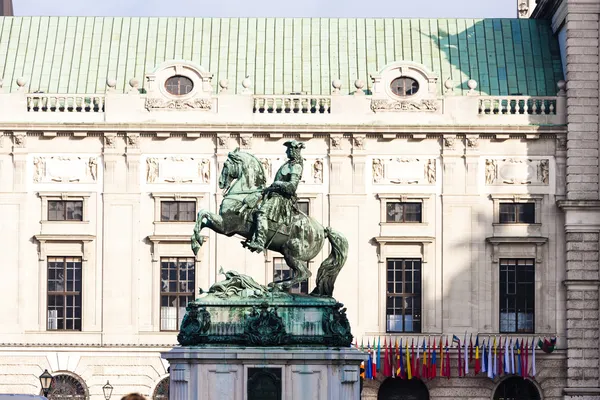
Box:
377 378 429 400
41 373 88 399
493 377 541 400
164 76 193 96
153 376 170 400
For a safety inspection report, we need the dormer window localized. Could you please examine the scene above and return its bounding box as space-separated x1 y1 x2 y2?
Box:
165 75 193 96
390 77 419 96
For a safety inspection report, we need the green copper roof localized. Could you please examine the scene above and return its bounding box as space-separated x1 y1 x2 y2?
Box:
0 17 563 96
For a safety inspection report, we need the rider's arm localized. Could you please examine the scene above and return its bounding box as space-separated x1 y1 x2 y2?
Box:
271 164 302 196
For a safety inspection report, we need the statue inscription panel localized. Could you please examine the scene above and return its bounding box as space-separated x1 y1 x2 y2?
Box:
247 368 282 400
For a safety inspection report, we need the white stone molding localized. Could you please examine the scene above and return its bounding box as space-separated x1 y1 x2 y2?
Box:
127 133 140 149
38 192 93 223
258 156 326 186
485 236 548 264
32 156 100 184
260 158 272 180
485 158 550 186
151 192 204 225
145 97 212 111
490 193 544 224
376 193 433 226
13 132 26 148
330 135 342 150
352 135 365 151
370 61 439 112
145 60 213 103
443 136 456 150
239 133 252 149
216 133 230 150
144 156 212 185
104 133 117 149
370 157 437 185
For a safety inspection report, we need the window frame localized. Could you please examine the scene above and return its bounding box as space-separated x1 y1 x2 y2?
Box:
273 257 309 295
498 202 536 224
385 201 423 223
377 194 431 227
296 199 310 216
385 258 422 333
151 193 203 224
164 75 194 96
159 256 196 332
390 76 420 97
47 199 84 221
499 258 535 334
490 194 543 226
47 256 83 331
38 192 91 223
160 200 197 222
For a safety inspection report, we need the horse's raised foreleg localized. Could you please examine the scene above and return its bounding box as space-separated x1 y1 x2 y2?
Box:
191 210 226 256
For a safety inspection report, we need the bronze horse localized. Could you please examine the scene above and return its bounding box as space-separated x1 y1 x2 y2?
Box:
191 149 347 296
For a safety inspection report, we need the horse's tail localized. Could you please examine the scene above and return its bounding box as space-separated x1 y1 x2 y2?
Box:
311 227 348 297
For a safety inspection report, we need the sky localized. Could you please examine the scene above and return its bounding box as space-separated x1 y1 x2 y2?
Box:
14 0 516 18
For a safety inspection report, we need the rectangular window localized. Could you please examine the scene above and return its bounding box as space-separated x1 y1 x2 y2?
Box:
386 258 421 333
273 257 308 294
160 257 195 331
160 201 196 222
297 200 309 216
386 202 422 223
499 203 535 224
48 200 83 221
499 259 535 333
47 257 82 331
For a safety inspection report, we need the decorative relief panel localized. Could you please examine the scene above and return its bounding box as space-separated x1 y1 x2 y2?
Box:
32 156 99 183
260 157 325 184
485 158 549 185
371 158 437 185
145 156 211 184
370 99 438 112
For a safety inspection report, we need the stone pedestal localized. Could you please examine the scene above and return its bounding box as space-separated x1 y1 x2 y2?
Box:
162 346 366 400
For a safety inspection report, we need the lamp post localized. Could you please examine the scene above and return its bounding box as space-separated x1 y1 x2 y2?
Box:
39 369 53 397
102 380 114 400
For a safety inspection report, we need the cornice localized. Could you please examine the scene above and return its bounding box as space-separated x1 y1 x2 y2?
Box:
34 234 96 242
373 236 435 244
486 236 549 245
557 200 600 210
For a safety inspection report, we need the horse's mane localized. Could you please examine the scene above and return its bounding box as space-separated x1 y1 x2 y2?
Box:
228 149 266 188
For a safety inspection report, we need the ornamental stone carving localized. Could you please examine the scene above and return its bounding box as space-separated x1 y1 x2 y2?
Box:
353 135 365 150
13 132 26 148
239 134 252 149
466 136 479 149
313 159 324 184
486 158 550 185
144 97 212 111
217 134 230 150
372 158 436 185
556 137 567 151
485 159 497 184
330 135 342 150
370 99 438 112
32 156 99 183
260 158 272 180
146 156 212 184
443 136 455 150
127 133 140 149
104 134 116 149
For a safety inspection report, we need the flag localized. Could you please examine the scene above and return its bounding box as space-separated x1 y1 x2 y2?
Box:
504 337 510 374
395 339 400 378
376 337 381 376
469 334 473 364
415 338 421 379
516 339 522 376
366 340 373 379
430 338 437 379
481 340 487 373
492 337 498 377
423 338 429 380
531 337 537 377
497 336 503 376
406 339 412 379
360 339 365 378
474 335 481 375
509 338 515 374
487 338 493 379
444 337 451 379
439 337 444 377
383 337 390 377
411 339 417 379
538 337 557 354
464 332 469 375
391 338 396 378
523 340 529 378
453 335 462 377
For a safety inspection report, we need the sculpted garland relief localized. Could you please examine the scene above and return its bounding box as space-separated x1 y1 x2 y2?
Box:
145 156 212 184
32 156 99 183
261 157 324 184
485 158 550 185
371 158 437 185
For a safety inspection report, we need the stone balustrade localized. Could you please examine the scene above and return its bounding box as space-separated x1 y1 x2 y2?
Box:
0 78 567 126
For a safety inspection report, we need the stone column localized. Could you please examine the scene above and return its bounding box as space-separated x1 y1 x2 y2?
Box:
561 1 600 397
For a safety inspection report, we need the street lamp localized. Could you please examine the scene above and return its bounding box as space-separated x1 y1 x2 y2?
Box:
39 369 53 397
102 380 114 400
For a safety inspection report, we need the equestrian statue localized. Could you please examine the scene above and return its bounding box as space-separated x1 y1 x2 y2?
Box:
191 140 348 297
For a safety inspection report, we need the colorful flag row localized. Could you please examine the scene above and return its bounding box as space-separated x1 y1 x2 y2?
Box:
357 335 557 380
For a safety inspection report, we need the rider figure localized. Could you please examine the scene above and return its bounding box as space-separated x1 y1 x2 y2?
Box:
245 140 305 253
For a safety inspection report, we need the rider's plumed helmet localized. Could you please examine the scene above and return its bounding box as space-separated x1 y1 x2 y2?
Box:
283 140 306 150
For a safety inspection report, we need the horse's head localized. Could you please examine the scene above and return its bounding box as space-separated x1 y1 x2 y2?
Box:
219 149 266 192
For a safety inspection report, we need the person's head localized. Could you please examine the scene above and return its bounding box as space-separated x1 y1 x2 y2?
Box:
283 140 305 160
121 394 147 400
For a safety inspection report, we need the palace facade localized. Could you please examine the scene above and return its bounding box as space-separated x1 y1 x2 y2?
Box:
0 1 599 399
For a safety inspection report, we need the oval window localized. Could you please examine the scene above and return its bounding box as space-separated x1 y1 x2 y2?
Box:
165 75 194 96
390 77 419 97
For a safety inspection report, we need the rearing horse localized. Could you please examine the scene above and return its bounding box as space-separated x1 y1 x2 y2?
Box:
191 149 348 296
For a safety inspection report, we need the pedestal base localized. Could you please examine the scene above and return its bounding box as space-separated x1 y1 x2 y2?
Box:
162 346 366 400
